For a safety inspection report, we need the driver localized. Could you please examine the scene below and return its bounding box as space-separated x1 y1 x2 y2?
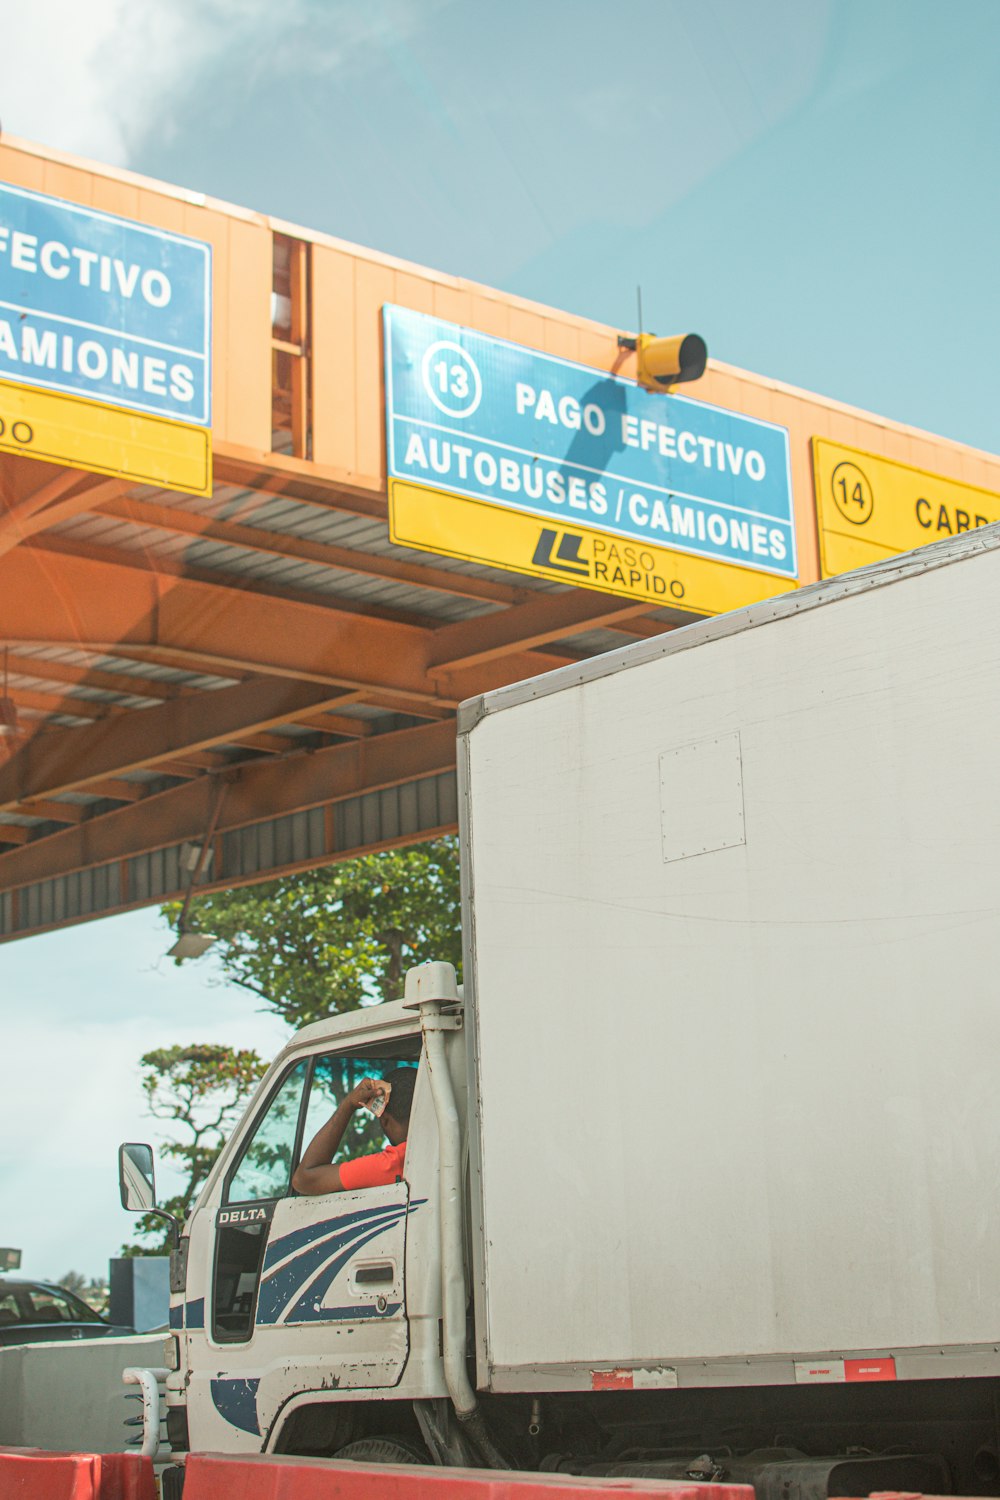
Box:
292 1067 415 1194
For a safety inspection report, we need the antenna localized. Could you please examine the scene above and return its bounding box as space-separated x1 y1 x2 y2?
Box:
617 294 708 386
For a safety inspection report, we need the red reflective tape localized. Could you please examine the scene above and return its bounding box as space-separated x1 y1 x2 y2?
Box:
0 1449 156 1500
845 1356 896 1382
591 1368 634 1390
185 1453 757 1500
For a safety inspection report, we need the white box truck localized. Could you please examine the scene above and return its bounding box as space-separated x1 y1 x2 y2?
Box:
124 524 1000 1497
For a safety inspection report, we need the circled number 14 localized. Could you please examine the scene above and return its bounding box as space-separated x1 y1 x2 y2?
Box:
830 461 874 526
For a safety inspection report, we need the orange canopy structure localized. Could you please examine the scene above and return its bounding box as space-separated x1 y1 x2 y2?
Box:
0 135 996 943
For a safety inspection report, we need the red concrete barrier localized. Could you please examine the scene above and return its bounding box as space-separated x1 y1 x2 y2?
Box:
0 1449 156 1500
183 1453 756 1500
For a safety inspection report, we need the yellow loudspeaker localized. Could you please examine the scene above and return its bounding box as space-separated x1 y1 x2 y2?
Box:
636 333 707 389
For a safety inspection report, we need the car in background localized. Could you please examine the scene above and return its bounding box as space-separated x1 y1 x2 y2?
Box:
0 1277 133 1345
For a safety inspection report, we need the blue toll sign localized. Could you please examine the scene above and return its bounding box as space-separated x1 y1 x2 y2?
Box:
0 182 211 426
385 305 796 579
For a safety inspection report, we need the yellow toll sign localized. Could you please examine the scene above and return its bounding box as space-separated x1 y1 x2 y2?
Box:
390 479 797 617
813 438 999 578
0 379 212 497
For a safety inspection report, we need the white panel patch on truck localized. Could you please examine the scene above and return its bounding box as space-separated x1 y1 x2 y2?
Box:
795 1360 846 1383
659 731 746 863
591 1367 678 1391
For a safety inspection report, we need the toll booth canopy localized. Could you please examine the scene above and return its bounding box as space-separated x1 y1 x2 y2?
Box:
0 136 997 942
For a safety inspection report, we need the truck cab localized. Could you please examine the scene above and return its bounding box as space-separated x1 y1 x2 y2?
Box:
163 995 461 1456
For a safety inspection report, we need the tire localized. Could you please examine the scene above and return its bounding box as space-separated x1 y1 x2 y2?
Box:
334 1436 429 1465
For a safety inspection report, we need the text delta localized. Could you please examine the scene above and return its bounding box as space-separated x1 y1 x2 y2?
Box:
218 1206 270 1226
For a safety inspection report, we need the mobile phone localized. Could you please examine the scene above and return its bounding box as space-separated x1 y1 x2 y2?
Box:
367 1081 391 1118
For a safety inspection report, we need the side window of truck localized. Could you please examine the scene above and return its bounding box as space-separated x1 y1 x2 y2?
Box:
211 1038 421 1343
213 1061 308 1343
226 1061 308 1205
298 1049 419 1168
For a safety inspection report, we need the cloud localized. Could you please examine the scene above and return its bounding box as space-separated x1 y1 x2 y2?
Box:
0 0 455 168
0 908 290 1280
1 0 831 299
1 1005 287 1281
244 0 457 79
1 1 184 165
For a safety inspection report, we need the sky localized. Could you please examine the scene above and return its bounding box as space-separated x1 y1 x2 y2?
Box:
0 0 997 1278
0 913 289 1280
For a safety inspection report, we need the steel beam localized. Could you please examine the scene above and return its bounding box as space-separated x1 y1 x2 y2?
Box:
0 475 123 558
96 494 529 607
427 590 655 672
15 799 86 824
213 446 388 519
0 677 366 809
6 681 348 759
6 651 225 702
6 653 372 742
0 719 457 889
85 779 148 803
0 545 578 704
1 469 79 524
31 532 434 634
9 686 119 722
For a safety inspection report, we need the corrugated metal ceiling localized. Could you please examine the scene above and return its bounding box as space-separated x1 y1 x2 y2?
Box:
0 456 679 931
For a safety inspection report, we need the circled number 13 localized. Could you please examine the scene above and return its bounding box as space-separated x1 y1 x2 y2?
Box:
432 359 470 401
420 339 482 419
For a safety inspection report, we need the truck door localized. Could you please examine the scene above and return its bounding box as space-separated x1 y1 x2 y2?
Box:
192 1039 421 1449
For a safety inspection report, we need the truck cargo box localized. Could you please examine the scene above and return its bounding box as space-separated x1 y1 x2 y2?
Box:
458 526 1000 1394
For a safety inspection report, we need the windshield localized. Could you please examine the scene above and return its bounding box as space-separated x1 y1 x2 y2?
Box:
0 1283 105 1325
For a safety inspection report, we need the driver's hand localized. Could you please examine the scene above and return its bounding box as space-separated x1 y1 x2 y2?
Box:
345 1077 380 1110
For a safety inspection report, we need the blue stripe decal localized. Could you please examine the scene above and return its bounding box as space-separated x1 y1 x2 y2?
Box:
253 1198 426 1328
262 1205 406 1289
256 1212 404 1320
256 1210 406 1326
263 1201 401 1270
168 1305 183 1330
296 1301 401 1322
210 1377 260 1436
284 1222 405 1324
186 1297 205 1329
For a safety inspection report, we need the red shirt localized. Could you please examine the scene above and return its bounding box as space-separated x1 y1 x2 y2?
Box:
338 1140 407 1191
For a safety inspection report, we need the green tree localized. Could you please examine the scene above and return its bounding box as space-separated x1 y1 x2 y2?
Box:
124 1044 266 1253
132 840 463 1249
163 837 462 1028
57 1272 109 1316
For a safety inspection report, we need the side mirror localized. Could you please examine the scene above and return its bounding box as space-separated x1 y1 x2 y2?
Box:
119 1142 157 1213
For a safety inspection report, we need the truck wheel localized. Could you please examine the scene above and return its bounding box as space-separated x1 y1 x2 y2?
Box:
334 1436 429 1465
